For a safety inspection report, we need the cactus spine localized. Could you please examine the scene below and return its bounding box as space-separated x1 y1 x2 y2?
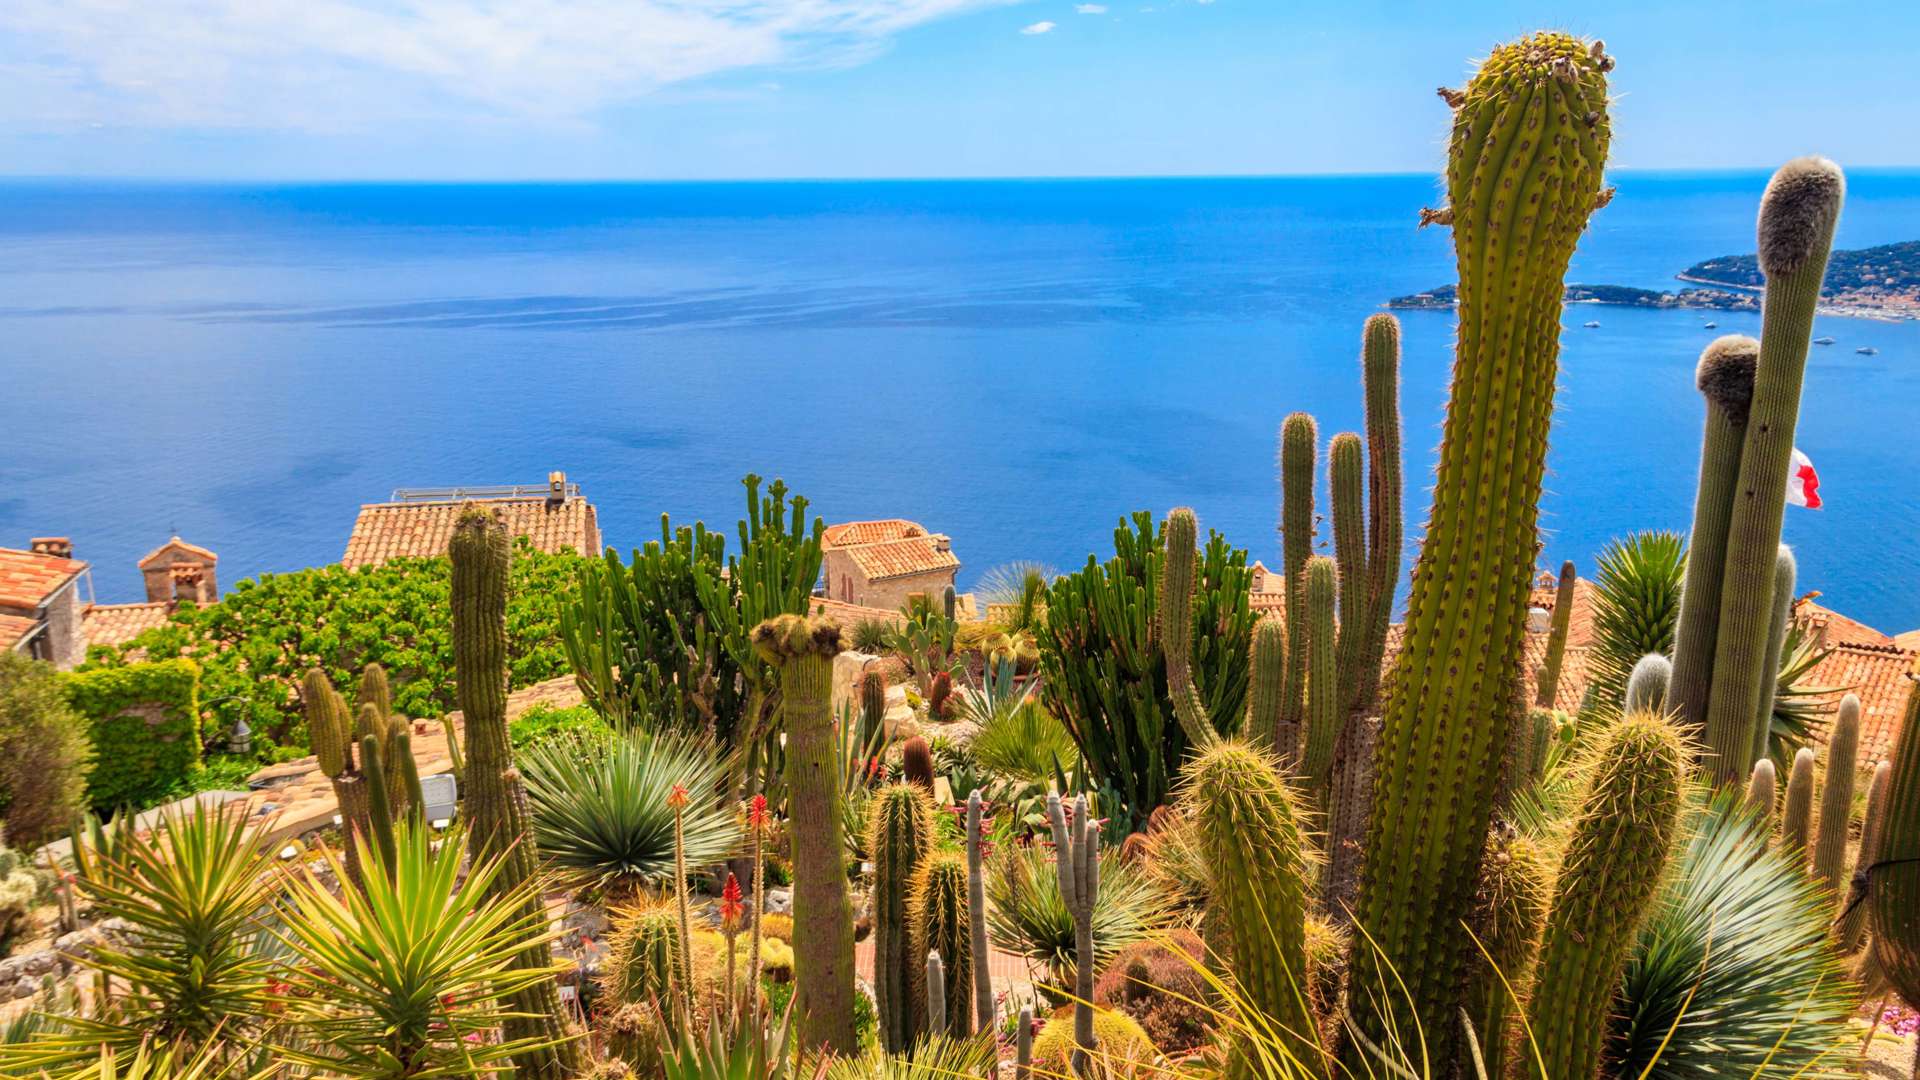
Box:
1344 34 1612 1066
1535 561 1577 707
1279 412 1317 736
1301 556 1339 798
1466 832 1550 1080
1782 746 1817 859
1046 793 1099 1076
449 506 581 1078
862 669 888 739
1249 620 1289 757
1324 716 1380 923
1749 545 1798 768
1160 508 1219 749
902 735 935 792
1354 314 1404 717
1745 757 1778 832
1523 712 1686 1080
752 612 856 1054
1700 158 1845 785
870 783 935 1051
1624 653 1673 714
1814 694 1862 901
1865 655 1920 1035
966 791 995 1046
1184 740 1323 1079
1668 335 1760 740
602 903 680 1010
910 852 972 1037
1841 760 1893 950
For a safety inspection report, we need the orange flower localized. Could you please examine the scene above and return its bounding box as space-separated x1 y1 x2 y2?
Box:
748 793 769 830
667 783 689 811
720 872 745 933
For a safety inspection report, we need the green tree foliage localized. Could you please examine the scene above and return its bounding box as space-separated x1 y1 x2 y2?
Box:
61 659 202 811
84 540 582 757
0 652 91 847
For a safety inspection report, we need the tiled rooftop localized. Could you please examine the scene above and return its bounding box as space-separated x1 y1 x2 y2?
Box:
823 519 927 548
810 596 908 629
1804 641 1916 763
1797 598 1893 647
0 548 86 611
841 535 959 582
83 601 175 648
137 537 218 568
341 497 600 569
0 614 39 652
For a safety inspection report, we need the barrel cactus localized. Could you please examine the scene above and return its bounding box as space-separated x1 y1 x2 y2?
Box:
869 783 935 1051
910 852 973 1038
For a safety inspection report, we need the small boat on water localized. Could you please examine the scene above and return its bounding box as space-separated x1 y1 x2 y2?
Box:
1814 336 1836 345
1583 320 1600 328
1856 346 1878 355
1704 321 1718 329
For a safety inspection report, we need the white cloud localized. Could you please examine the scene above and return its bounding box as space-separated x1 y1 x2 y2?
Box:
1074 3 1108 12
0 0 1018 133
1021 20 1056 33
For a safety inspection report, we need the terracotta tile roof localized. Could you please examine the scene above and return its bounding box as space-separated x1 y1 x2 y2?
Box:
1896 630 1920 652
841 536 959 582
84 602 174 648
1249 561 1289 617
1528 572 1599 649
1803 641 1916 763
137 537 218 568
1795 598 1891 647
341 497 600 569
0 614 39 652
811 596 908 629
823 520 928 548
0 548 86 611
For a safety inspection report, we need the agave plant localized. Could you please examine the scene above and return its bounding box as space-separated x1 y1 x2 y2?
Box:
270 823 569 1079
817 1033 998 1078
32 1039 239 1080
977 561 1055 632
0 804 277 1070
1760 625 1844 771
986 842 1172 1003
660 1003 796 1080
1607 792 1856 1080
521 729 740 893
962 659 1078 783
1587 531 1685 711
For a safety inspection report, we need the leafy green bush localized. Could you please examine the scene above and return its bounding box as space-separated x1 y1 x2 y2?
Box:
0 652 92 847
62 659 202 812
509 704 607 751
84 540 583 758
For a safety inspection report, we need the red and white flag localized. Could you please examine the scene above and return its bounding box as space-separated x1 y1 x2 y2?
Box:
1787 447 1822 509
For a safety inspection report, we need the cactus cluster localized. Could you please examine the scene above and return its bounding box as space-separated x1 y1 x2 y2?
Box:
910 852 973 1038
1047 792 1101 1075
304 662 419 885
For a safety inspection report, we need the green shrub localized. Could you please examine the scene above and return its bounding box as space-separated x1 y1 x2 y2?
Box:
63 659 202 811
509 704 607 751
0 652 92 847
84 540 582 758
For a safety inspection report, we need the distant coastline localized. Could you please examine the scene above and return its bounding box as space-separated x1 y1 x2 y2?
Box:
1390 239 1920 321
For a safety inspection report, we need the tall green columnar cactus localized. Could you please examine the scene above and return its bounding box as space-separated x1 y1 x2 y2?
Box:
305 669 369 888
1466 832 1550 1080
1160 508 1220 749
966 791 995 1050
1249 620 1289 758
1701 159 1846 785
1329 432 1368 712
1354 314 1404 717
1814 694 1862 902
1865 656 1920 1037
1535 561 1577 707
911 852 973 1038
1526 709 1558 782
1343 34 1612 1067
1781 746 1817 860
1523 711 1686 1080
869 783 935 1052
1841 759 1893 950
1625 654 1673 714
1324 716 1380 923
1748 546 1798 768
358 733 398 874
862 669 888 740
449 506 581 1078
1744 757 1778 831
1301 556 1339 798
1668 335 1760 740
1047 793 1100 1076
1279 412 1317 735
752 612 857 1054
1184 740 1324 1080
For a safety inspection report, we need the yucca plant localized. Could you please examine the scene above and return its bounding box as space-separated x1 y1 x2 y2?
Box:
1607 791 1855 1080
985 842 1172 1004
270 823 570 1079
520 729 740 893
965 660 1078 783
660 1002 796 1080
31 1039 239 1080
1 803 277 1070
817 1033 998 1079
1587 531 1686 711
1759 625 1844 771
978 561 1054 632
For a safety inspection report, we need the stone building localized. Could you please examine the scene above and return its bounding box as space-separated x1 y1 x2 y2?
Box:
341 471 601 568
139 537 219 605
820 519 960 613
0 538 91 669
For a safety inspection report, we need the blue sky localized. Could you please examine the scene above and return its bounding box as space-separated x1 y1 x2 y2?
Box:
1 1 1913 180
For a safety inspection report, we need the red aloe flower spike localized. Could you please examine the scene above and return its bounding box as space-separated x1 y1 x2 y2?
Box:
749 794 769 829
720 872 745 932
667 783 689 811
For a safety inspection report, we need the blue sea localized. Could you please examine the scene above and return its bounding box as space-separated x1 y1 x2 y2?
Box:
2 173 1918 632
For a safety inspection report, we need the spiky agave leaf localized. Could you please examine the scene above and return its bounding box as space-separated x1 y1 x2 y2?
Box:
1761 624 1845 771
967 696 1078 783
816 1033 998 1079
661 1002 797 1080
1587 531 1685 711
985 842 1173 1003
521 729 741 892
1607 791 1855 1080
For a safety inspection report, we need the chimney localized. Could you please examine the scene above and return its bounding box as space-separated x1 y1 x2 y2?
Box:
30 537 73 559
547 471 567 507
931 533 951 554
1525 605 1551 634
